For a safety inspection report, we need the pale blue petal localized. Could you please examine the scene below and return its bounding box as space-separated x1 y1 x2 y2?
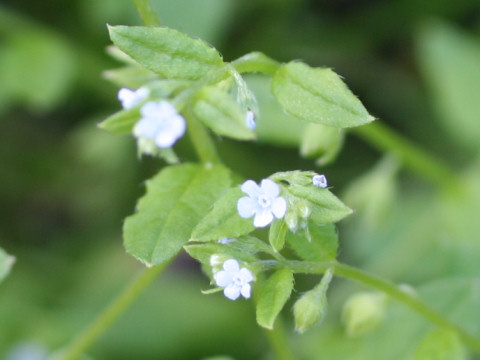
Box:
254 210 274 228
260 179 280 197
239 268 253 282
224 284 241 300
241 180 261 197
133 117 159 139
223 259 240 273
271 197 287 218
237 197 256 218
155 130 177 148
240 283 251 298
140 101 159 117
214 270 232 287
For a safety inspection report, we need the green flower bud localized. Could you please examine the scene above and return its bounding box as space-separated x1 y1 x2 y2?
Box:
295 200 311 219
341 291 388 337
293 269 333 333
284 211 299 232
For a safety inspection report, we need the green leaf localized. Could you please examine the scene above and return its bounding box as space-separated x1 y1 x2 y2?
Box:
256 269 294 329
269 219 287 252
0 247 15 283
287 221 338 261
123 163 231 266
103 66 159 88
412 328 466 360
108 25 224 80
271 62 374 128
417 21 480 150
99 106 140 134
288 184 353 224
300 123 344 166
192 86 256 140
191 187 255 242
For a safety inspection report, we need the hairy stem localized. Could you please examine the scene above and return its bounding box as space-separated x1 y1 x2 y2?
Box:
133 0 162 26
52 264 168 360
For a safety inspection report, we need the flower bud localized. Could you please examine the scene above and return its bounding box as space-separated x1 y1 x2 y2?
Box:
341 291 388 337
284 211 299 232
295 200 311 219
293 269 333 333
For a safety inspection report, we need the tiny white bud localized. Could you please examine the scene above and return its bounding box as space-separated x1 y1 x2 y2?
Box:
313 174 328 188
245 110 256 130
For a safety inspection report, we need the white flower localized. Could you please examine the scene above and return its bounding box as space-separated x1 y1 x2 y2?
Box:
133 101 186 148
312 174 328 188
118 87 149 109
245 110 256 130
214 259 254 300
237 179 287 228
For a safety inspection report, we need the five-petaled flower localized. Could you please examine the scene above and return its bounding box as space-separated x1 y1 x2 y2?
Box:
133 101 186 149
214 259 254 300
237 179 287 228
312 174 328 188
118 87 149 109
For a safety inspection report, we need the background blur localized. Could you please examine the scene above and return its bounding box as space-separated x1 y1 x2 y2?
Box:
1 0 480 359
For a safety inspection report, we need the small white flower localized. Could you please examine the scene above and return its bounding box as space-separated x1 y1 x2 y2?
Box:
214 259 254 300
118 87 149 109
313 174 328 188
237 179 287 228
133 101 186 149
245 110 256 130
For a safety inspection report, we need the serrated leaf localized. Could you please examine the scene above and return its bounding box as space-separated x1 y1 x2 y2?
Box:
288 184 352 224
272 62 374 128
256 269 294 329
108 25 224 80
123 163 231 266
191 187 255 242
192 86 256 140
0 247 15 283
286 221 338 262
269 219 287 252
99 106 140 134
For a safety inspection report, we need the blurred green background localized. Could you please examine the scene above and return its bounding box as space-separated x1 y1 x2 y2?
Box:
1 0 480 359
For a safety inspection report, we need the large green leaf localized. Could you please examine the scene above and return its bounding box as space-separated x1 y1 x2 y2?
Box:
123 163 231 266
0 247 15 283
108 25 224 80
190 187 255 242
256 269 294 329
272 62 374 128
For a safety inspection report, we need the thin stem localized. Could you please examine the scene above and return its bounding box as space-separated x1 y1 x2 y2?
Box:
133 0 162 26
278 259 480 353
52 264 168 360
351 122 457 190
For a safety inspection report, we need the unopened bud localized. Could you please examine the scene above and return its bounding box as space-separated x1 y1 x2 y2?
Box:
284 211 299 232
295 200 311 219
293 269 333 333
341 291 388 337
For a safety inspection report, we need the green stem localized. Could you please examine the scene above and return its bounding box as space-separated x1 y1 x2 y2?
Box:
133 0 162 26
351 122 457 190
275 259 480 353
52 264 168 360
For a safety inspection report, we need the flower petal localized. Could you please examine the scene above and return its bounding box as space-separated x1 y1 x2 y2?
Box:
223 259 240 273
271 197 287 219
239 268 253 282
140 101 159 117
133 117 159 139
237 197 257 218
253 210 274 228
241 180 261 197
155 131 177 148
260 179 280 197
240 283 251 298
224 284 241 300
214 270 232 287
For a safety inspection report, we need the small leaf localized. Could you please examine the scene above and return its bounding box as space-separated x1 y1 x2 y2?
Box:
191 187 255 242
272 62 374 128
286 221 338 262
192 86 256 140
256 269 294 329
123 163 231 266
99 106 140 134
0 247 15 283
108 25 224 80
103 66 159 88
288 184 352 224
300 123 344 166
269 219 287 252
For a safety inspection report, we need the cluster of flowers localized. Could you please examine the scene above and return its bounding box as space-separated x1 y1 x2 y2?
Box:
118 87 256 155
